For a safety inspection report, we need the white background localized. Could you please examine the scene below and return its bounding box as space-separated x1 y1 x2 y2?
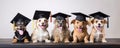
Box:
0 0 120 38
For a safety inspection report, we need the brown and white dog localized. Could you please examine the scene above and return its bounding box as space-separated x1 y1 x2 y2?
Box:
71 19 90 43
90 18 107 43
52 15 70 43
31 18 51 43
52 19 70 43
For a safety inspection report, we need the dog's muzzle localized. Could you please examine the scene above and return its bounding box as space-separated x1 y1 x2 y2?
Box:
96 25 103 31
78 26 83 32
39 24 47 29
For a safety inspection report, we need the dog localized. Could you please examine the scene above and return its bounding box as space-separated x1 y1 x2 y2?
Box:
31 18 51 43
52 18 70 43
12 19 31 43
71 19 90 43
90 18 107 43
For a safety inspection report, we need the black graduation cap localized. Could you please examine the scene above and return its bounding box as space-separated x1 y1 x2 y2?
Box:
72 12 90 21
10 13 31 26
52 12 71 20
89 11 110 28
33 10 51 20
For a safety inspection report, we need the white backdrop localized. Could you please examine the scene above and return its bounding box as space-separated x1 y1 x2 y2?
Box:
0 0 120 38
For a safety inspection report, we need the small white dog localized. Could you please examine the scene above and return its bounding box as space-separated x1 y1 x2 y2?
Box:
31 10 51 43
89 12 109 43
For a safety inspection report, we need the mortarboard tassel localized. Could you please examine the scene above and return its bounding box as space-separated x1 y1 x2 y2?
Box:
50 14 52 22
32 20 35 30
12 21 15 31
67 16 69 28
107 17 109 28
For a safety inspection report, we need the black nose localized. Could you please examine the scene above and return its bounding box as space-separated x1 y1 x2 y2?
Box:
98 23 101 26
42 23 44 25
60 23 62 27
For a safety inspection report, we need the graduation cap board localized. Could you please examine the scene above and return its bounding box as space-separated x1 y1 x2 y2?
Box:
10 13 31 26
52 12 71 28
33 10 51 20
89 11 110 28
52 12 71 20
72 12 90 21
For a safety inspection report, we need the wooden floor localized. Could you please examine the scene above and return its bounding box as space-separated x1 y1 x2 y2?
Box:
0 38 120 48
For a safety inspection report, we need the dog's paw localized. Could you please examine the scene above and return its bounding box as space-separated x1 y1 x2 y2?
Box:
24 39 29 43
45 40 51 43
84 41 89 43
89 41 94 43
53 41 59 43
32 40 37 43
12 39 17 43
72 41 77 43
102 40 107 43
64 40 70 43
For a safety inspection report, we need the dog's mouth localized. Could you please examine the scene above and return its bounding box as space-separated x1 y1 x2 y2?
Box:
96 26 103 31
77 26 83 32
17 29 24 35
57 26 63 30
39 24 47 29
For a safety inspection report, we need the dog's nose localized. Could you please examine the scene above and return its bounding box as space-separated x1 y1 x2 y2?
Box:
60 23 62 27
98 23 101 26
42 23 44 25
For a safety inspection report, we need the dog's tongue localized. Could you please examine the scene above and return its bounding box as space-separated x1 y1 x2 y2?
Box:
59 27 62 30
40 25 45 29
78 28 82 32
97 26 102 31
18 30 23 35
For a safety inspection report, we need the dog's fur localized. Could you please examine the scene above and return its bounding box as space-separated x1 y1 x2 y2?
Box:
12 20 31 43
71 19 90 43
90 18 107 43
31 18 51 43
52 19 70 43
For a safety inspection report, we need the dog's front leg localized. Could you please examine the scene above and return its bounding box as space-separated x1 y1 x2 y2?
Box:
32 35 38 43
101 30 107 43
64 36 70 43
72 35 77 43
90 28 96 43
84 35 89 43
54 36 59 43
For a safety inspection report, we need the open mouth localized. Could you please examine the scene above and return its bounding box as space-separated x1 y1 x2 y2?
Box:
78 26 83 32
39 24 46 29
17 30 24 35
96 26 103 31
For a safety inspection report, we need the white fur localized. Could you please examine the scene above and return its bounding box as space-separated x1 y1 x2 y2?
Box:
92 19 107 42
32 18 51 43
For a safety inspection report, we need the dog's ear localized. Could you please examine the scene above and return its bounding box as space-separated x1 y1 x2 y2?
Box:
86 20 91 26
71 19 75 24
104 19 107 24
91 19 94 24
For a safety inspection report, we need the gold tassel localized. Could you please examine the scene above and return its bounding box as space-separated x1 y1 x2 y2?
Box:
32 20 35 30
50 13 52 22
12 21 15 31
67 16 69 28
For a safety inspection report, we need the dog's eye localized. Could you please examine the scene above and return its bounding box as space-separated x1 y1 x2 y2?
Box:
44 20 48 22
101 21 103 23
39 20 41 22
77 22 79 24
96 21 98 23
